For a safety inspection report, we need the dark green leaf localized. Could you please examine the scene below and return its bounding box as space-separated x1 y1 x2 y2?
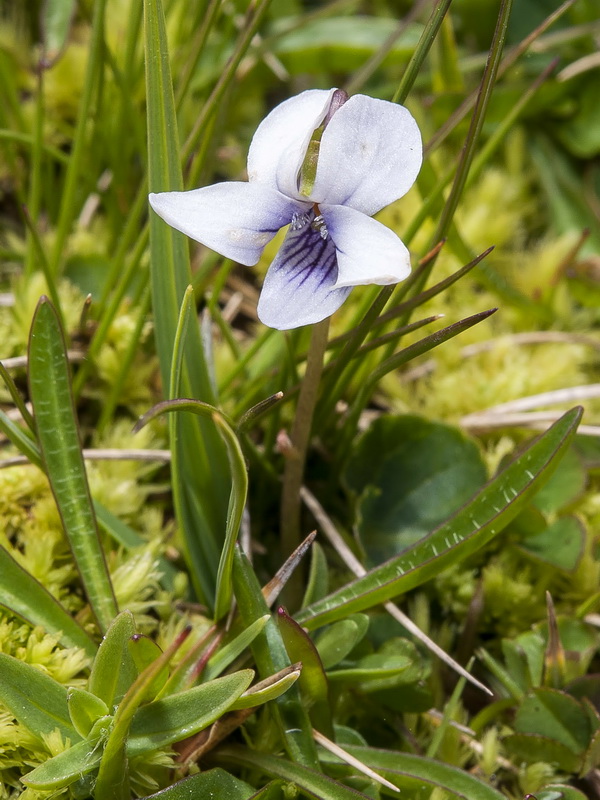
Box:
345 415 487 559
514 688 592 754
504 733 581 772
518 516 585 572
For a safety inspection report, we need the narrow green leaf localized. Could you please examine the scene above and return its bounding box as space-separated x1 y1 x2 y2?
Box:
218 745 373 800
0 653 79 742
320 745 506 800
302 541 329 608
144 0 230 606
298 408 582 629
228 666 301 711
88 610 137 709
22 737 104 790
204 615 270 681
28 296 118 633
0 546 96 658
0 361 34 431
128 670 255 753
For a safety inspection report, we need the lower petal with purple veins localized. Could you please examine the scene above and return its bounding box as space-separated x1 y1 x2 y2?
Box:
257 216 351 329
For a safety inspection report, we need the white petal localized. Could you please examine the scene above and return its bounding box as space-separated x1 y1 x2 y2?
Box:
149 183 304 266
321 204 412 288
257 216 351 330
247 89 336 199
311 94 422 216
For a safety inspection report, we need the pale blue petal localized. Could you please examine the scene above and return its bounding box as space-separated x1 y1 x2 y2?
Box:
321 204 412 288
311 94 422 216
247 89 335 199
149 182 305 266
257 216 351 330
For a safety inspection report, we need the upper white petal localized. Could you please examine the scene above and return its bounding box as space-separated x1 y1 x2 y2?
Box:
247 89 336 199
149 182 305 266
321 204 412 288
311 94 422 216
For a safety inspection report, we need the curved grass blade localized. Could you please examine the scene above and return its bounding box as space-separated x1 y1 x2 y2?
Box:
0 546 96 658
298 408 582 629
28 297 118 633
135 398 247 621
0 653 79 742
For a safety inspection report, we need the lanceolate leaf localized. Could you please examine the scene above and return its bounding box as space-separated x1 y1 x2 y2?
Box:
0 653 78 743
298 408 582 629
127 670 255 753
28 297 118 633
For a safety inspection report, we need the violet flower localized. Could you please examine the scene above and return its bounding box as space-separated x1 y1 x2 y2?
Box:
149 89 422 330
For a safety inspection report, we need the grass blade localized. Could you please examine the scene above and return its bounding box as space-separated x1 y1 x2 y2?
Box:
144 0 230 606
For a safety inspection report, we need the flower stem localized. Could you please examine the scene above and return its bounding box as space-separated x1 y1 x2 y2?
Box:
280 318 330 603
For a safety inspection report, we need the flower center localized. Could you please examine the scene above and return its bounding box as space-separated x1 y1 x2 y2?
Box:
290 205 329 240
310 203 328 240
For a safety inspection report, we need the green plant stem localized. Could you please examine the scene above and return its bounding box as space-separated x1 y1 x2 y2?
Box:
432 0 513 247
280 319 330 598
392 0 453 104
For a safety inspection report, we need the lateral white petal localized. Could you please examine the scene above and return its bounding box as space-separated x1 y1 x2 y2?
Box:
311 94 422 216
149 183 304 266
321 204 412 288
257 218 351 329
247 89 335 199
